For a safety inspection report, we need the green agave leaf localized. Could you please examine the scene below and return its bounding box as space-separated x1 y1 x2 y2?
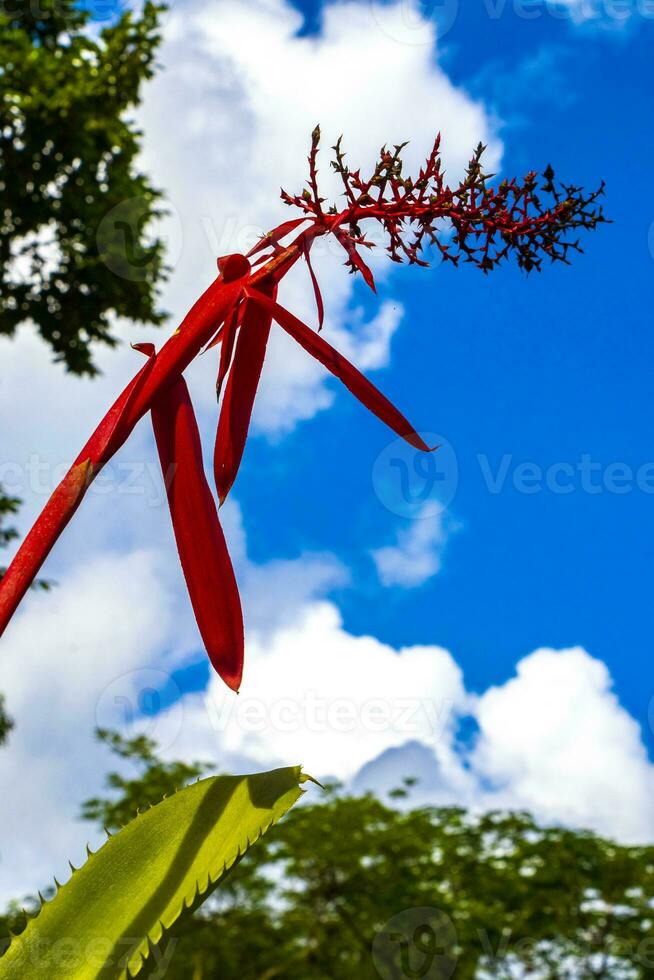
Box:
0 767 311 980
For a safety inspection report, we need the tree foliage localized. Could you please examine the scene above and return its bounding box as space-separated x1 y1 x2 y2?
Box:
0 696 12 748
0 495 18 746
0 0 167 375
0 494 20 581
80 727 212 831
0 0 165 757
70 733 654 979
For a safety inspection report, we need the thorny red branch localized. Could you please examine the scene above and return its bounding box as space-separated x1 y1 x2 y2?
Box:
0 129 606 691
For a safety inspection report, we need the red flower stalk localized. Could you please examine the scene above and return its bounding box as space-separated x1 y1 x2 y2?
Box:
0 129 606 690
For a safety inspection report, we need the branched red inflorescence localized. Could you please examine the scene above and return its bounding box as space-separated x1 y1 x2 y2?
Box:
0 129 606 691
279 127 606 277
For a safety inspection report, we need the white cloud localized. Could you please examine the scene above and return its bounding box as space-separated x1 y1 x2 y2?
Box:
371 508 457 587
2 0 652 916
0 551 177 900
250 300 405 438
1 0 500 551
0 2 501 900
3 547 654 904
138 0 501 435
159 606 654 847
0 533 348 903
163 601 469 780
470 647 654 842
6 222 63 289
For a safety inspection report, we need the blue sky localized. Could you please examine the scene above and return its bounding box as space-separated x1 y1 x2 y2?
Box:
2 0 654 898
228 3 654 734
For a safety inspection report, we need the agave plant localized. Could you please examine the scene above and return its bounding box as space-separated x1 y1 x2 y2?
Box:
0 767 312 979
0 128 605 691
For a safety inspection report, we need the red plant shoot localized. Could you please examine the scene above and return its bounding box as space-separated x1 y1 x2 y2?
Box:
0 129 606 691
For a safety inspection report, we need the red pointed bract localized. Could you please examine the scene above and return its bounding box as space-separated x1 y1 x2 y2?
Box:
246 217 308 259
245 288 433 452
213 280 277 505
202 323 224 354
303 241 324 330
215 304 240 399
91 344 157 462
334 230 376 292
152 376 244 692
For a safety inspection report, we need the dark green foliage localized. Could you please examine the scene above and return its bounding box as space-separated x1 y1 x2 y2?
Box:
0 0 163 764
0 492 20 573
80 727 213 831
0 695 13 747
0 0 167 374
0 492 18 746
0 487 51 592
77 735 654 979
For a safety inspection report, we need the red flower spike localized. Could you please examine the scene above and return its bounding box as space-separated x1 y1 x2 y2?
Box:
214 279 278 505
245 287 433 452
152 376 244 693
0 128 606 679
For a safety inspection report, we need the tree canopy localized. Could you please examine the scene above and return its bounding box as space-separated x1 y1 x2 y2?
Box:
0 0 166 769
0 493 20 580
0 497 19 746
0 0 166 375
0 697 12 748
45 730 652 979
